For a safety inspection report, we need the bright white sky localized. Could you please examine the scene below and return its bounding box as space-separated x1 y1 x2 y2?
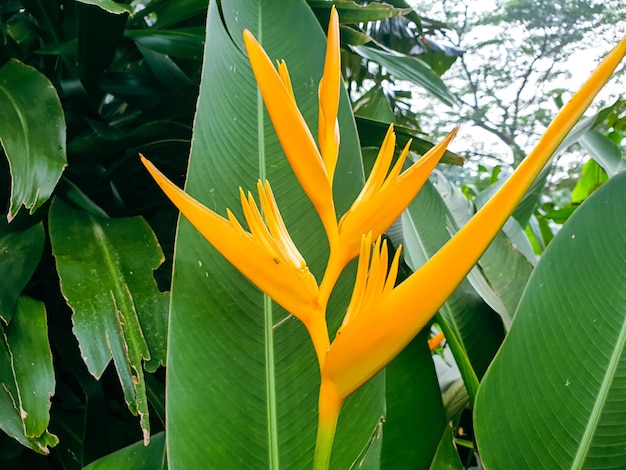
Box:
407 0 625 165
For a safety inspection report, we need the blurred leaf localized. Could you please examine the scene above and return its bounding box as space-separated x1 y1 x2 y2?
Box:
76 0 133 15
475 171 626 468
571 157 608 203
0 222 45 323
83 431 166 470
356 116 464 166
49 198 168 442
136 45 193 89
0 59 67 221
0 297 58 454
78 2 128 95
350 44 458 107
309 0 411 23
137 0 209 29
125 29 205 60
354 85 395 122
579 130 625 177
165 0 384 467
382 330 447 468
339 25 371 46
4 297 55 438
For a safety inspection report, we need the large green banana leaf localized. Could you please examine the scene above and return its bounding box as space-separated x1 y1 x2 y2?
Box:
166 1 383 468
474 170 626 468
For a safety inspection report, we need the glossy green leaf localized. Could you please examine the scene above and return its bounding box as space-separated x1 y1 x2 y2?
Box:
579 130 625 177
165 0 384 468
0 59 66 221
309 0 410 23
49 198 168 442
0 296 58 454
354 86 395 122
125 29 205 60
475 171 626 468
137 0 208 29
571 157 608 203
76 0 133 15
0 222 44 323
381 330 447 468
83 431 166 470
351 45 458 107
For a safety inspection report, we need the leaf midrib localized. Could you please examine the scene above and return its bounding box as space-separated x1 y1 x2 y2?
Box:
255 8 279 469
570 309 626 468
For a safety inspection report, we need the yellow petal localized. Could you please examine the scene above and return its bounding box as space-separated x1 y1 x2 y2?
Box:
141 156 319 321
323 36 626 401
318 6 341 183
338 128 457 264
243 30 338 243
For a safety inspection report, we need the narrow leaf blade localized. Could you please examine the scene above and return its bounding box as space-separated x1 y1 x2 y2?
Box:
0 60 67 221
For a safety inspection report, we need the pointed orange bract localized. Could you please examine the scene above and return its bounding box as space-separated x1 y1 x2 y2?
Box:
318 7 341 183
141 156 319 323
243 27 339 249
320 36 626 406
318 126 457 305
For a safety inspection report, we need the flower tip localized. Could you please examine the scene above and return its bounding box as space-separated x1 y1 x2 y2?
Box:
242 29 260 51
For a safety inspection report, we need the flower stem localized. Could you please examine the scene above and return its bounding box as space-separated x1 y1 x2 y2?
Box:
305 308 331 370
318 246 346 309
313 378 343 470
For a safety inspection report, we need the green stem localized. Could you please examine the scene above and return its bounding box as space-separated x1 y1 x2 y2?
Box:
435 312 480 406
313 379 342 470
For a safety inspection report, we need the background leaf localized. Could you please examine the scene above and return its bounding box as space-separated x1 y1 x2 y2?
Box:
49 198 168 442
75 0 133 15
0 222 44 323
0 296 57 454
164 0 384 468
350 44 458 107
0 59 66 221
83 431 166 470
475 171 626 468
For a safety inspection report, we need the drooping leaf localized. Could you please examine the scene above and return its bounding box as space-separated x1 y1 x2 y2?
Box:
165 0 383 468
0 221 45 323
0 296 58 454
309 0 411 24
475 171 626 468
78 2 128 95
75 0 133 15
125 29 205 61
350 44 458 107
354 85 395 122
571 157 609 203
83 431 166 470
0 59 67 221
579 130 625 177
49 198 168 443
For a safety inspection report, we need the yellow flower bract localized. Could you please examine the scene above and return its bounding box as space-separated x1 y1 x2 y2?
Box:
142 5 626 467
